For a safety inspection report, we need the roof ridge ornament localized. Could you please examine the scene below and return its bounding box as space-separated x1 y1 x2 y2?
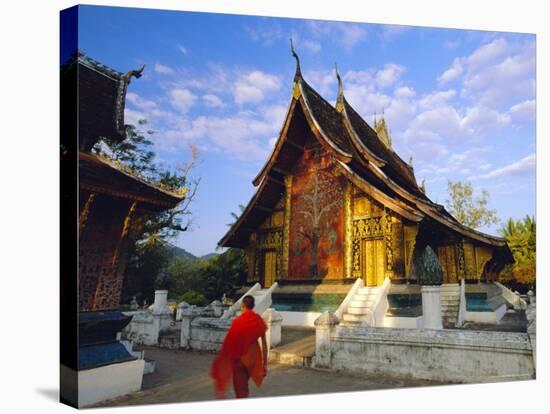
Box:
123 64 145 84
335 63 344 112
290 37 302 81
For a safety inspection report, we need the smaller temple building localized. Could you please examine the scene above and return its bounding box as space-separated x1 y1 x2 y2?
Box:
61 53 186 407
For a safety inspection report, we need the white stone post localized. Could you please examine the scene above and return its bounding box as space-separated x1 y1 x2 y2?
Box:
151 290 173 344
180 307 200 350
152 290 170 314
421 285 443 329
211 300 224 317
262 308 283 351
313 312 339 369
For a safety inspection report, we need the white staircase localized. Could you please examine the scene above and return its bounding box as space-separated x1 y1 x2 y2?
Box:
440 284 460 327
342 286 381 325
222 282 278 319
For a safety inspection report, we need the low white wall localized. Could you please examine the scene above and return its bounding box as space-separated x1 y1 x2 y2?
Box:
465 303 507 324
324 325 534 383
279 311 322 327
383 316 423 329
61 359 145 408
187 317 232 352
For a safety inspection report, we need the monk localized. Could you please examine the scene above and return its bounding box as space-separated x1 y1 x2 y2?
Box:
210 295 268 399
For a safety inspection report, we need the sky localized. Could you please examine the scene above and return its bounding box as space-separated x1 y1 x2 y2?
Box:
76 5 536 256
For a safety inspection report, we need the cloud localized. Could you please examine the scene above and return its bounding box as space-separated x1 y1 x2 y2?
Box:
380 25 409 41
169 88 197 113
419 90 457 110
202 94 224 108
246 23 283 46
376 64 406 88
509 99 536 122
438 37 535 110
438 58 463 84
471 153 535 180
154 63 174 75
126 92 158 112
306 20 367 50
232 70 281 105
177 44 188 55
126 92 173 120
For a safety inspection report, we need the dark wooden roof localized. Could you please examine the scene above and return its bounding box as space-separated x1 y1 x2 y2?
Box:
61 52 144 152
220 62 510 254
79 152 184 210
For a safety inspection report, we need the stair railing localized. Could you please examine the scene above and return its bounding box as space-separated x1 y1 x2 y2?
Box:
221 282 262 319
335 278 363 320
371 277 391 327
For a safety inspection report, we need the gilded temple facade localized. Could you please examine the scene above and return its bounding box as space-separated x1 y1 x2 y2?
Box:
220 53 513 289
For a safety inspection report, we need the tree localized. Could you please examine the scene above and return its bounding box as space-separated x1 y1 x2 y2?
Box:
499 215 536 289
294 166 343 278
94 119 200 304
445 181 499 229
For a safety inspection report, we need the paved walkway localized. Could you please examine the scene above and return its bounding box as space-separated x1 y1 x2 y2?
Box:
94 348 442 407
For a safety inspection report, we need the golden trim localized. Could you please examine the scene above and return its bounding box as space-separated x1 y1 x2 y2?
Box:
292 82 301 100
344 181 352 278
79 192 96 234
281 175 292 278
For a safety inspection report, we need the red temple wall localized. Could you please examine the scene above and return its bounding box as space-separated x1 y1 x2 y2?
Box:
79 194 134 311
288 143 345 280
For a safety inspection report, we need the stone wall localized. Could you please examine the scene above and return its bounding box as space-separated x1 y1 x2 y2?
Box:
314 314 534 383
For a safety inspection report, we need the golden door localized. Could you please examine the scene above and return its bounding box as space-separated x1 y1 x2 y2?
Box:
362 238 385 287
263 251 277 288
437 245 458 284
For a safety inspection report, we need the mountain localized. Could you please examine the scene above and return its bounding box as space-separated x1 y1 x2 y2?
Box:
200 253 219 260
164 244 219 261
165 244 196 260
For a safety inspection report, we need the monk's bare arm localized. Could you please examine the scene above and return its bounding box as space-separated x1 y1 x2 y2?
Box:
261 333 268 375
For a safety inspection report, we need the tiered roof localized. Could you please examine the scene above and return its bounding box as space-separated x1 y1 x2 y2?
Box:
220 45 510 254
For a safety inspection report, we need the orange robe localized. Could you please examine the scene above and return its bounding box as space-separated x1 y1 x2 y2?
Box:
210 309 267 398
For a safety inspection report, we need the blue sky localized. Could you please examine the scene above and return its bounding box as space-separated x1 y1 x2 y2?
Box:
77 5 536 256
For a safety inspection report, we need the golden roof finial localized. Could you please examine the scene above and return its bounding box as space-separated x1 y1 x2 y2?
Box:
290 37 301 81
335 63 344 112
374 111 377 127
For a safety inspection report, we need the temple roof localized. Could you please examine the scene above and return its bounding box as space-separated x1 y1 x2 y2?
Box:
79 152 186 209
220 49 509 252
62 51 145 152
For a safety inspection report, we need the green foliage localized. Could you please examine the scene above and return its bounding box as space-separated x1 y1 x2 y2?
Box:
95 119 200 305
227 204 246 227
413 245 444 285
177 290 207 306
168 248 245 303
499 215 536 288
445 181 499 229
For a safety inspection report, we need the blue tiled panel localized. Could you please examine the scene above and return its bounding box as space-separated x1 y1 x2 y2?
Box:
465 292 492 312
387 293 423 317
78 341 136 371
271 293 346 313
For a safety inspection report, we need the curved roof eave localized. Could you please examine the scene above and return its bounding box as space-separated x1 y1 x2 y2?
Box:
336 161 423 222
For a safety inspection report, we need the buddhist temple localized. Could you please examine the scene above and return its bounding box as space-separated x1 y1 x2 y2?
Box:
220 44 513 326
61 52 187 407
